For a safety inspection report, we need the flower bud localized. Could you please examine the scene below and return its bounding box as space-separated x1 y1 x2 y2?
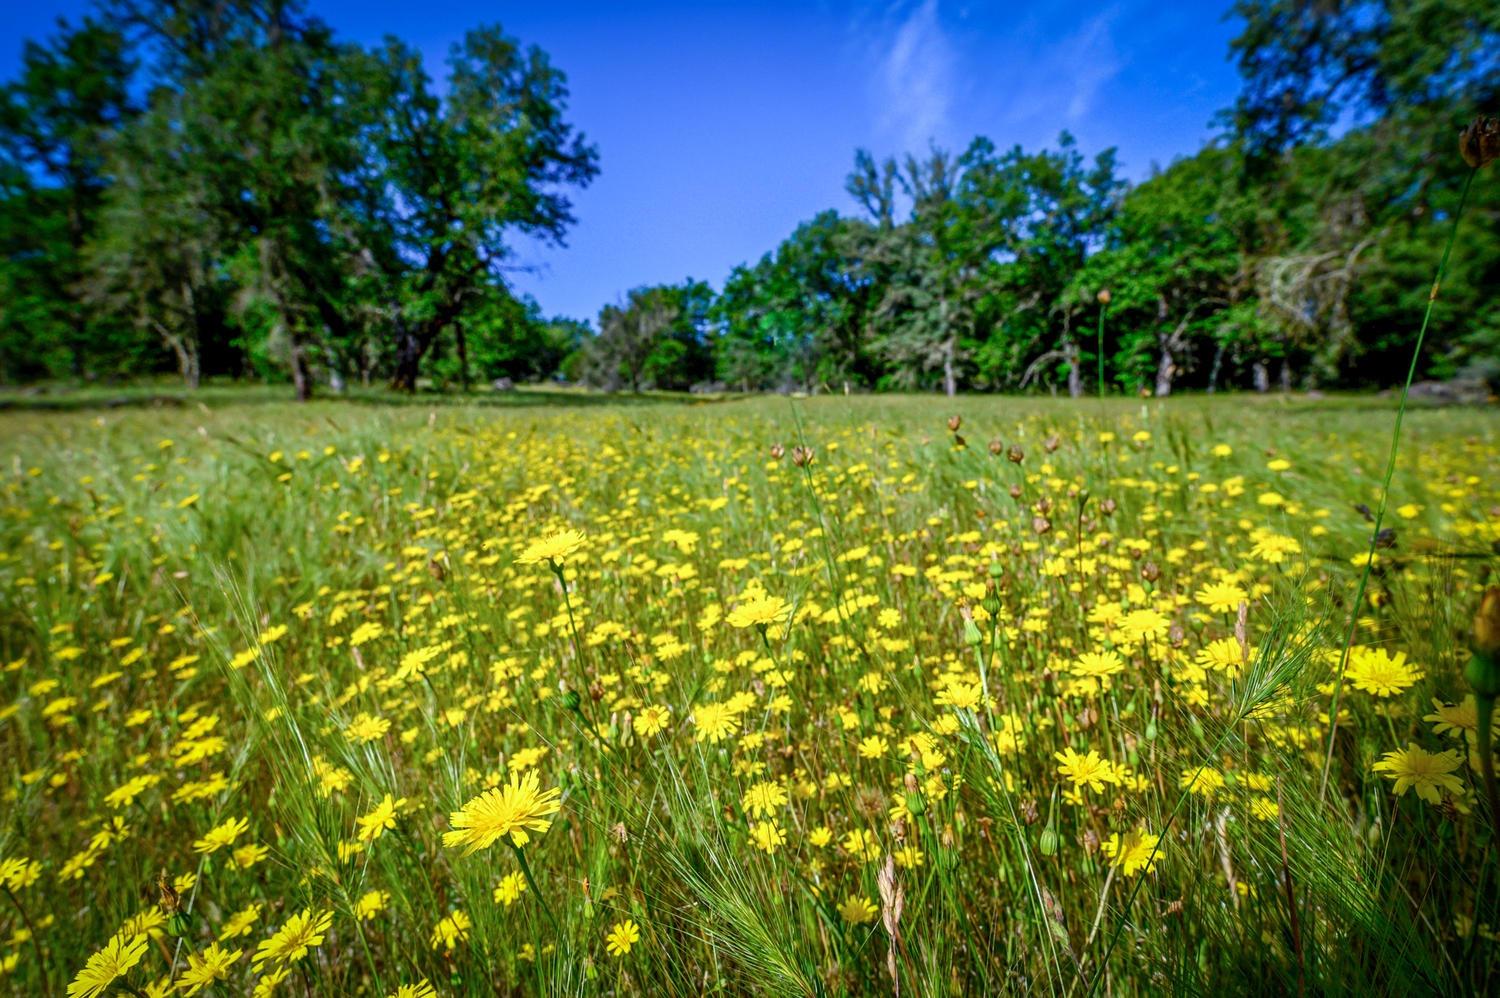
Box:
1467 653 1500 700
1460 116 1499 169
1097 289 1111 305
947 415 962 432
1039 825 1060 856
1007 445 1024 464
1474 586 1500 659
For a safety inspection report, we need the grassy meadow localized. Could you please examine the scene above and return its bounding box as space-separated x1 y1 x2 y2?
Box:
1 391 1498 997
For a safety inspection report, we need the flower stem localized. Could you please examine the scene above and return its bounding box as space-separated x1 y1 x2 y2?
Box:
2 886 48 986
1318 166 1478 801
1096 303 1107 398
509 840 560 935
1475 693 1500 840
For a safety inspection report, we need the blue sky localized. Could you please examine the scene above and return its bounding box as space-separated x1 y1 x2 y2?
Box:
3 1 1245 324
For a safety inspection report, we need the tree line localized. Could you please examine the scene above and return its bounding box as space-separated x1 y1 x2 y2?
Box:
2 0 1496 398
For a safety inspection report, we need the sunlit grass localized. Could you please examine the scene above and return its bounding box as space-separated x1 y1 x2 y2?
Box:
0 392 1496 995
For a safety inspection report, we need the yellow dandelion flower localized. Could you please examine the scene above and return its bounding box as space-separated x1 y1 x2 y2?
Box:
178 942 242 996
493 871 528 906
1055 747 1115 794
1100 828 1161 876
838 895 878 924
356 794 406 842
692 702 741 743
430 911 471 951
1424 697 1477 739
749 819 786 854
634 704 672 737
192 816 249 855
443 770 562 854
1346 647 1422 697
606 919 640 957
67 932 148 998
726 593 791 630
1372 743 1465 805
517 528 586 565
740 780 788 818
252 909 333 970
386 982 437 998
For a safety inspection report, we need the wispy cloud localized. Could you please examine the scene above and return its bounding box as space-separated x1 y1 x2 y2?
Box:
990 5 1125 137
1060 9 1122 121
868 0 957 153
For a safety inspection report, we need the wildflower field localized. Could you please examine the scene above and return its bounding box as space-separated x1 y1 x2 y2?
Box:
2 392 1498 997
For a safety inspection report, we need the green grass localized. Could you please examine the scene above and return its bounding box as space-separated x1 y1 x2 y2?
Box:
0 391 1496 996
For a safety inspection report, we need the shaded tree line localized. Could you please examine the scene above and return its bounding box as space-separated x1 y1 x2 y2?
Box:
4 0 1497 397
576 0 1499 396
1 0 597 396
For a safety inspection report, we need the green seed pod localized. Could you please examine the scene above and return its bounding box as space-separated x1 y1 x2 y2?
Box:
1475 587 1500 658
905 790 926 817
1466 653 1500 700
562 689 583 713
963 617 983 647
988 562 1004 580
1039 825 1059 856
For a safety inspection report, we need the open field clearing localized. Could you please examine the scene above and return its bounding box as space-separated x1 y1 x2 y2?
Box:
1 393 1498 996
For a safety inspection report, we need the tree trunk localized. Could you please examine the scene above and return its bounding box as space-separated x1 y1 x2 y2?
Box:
1155 341 1176 397
182 344 200 390
391 326 425 392
941 336 957 397
1278 358 1292 393
1065 339 1083 398
455 319 470 393
1252 361 1270 393
154 317 200 390
290 338 313 402
1207 343 1224 394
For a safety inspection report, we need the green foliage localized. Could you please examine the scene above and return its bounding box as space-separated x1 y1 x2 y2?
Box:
713 211 880 391
0 18 137 380
577 281 714 392
696 0 1499 398
1 0 1497 397
1 2 597 396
